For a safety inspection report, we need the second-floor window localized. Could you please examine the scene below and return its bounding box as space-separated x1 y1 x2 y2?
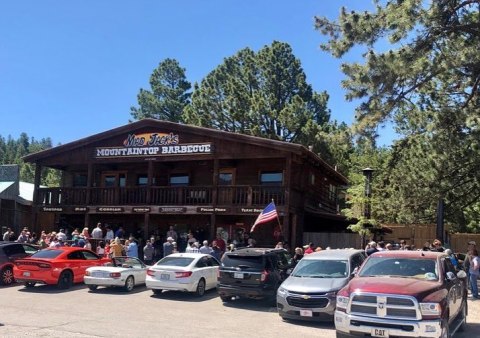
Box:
170 174 189 186
73 174 87 187
260 172 283 185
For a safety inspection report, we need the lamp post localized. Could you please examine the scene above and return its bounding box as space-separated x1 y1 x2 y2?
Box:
361 168 375 246
362 168 375 220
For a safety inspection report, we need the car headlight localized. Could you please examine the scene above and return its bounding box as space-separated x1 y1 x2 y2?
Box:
336 295 349 309
277 286 287 296
420 303 441 316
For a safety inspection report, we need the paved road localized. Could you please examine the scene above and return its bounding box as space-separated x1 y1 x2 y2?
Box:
1 283 479 337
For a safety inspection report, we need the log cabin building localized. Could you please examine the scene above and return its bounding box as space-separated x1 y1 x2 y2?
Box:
23 119 349 248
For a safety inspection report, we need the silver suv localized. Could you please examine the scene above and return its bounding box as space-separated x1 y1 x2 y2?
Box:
276 249 366 321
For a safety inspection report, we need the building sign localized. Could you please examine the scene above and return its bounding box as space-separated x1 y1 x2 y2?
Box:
159 207 187 213
95 132 212 158
73 207 89 212
239 208 264 214
96 207 124 213
42 207 63 212
132 207 151 213
197 207 230 214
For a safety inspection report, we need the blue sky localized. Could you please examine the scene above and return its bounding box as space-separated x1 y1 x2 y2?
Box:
0 1 395 147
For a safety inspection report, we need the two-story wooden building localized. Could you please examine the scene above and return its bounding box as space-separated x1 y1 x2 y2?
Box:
23 119 349 247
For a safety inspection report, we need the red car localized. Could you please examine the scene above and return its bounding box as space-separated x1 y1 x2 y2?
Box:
14 247 111 289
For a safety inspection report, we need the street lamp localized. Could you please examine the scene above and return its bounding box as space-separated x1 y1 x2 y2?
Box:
362 168 375 219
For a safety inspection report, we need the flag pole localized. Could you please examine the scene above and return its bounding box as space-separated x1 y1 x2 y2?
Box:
272 199 283 235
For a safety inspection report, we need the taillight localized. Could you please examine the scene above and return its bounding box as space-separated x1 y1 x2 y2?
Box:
110 272 121 278
147 269 156 277
260 270 269 282
85 271 91 276
37 263 51 269
175 271 193 278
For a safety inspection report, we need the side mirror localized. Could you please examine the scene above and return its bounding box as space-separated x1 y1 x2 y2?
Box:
286 268 293 275
446 271 456 281
456 270 467 279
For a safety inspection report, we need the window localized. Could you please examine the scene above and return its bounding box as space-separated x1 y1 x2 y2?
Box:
329 184 337 201
170 174 189 186
82 251 100 260
219 173 233 185
73 174 87 187
67 251 86 260
137 175 148 186
260 172 283 185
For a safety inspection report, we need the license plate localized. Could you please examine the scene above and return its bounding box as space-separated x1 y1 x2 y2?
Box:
233 272 243 279
92 272 103 277
371 329 389 337
299 309 313 317
23 271 31 277
160 274 170 280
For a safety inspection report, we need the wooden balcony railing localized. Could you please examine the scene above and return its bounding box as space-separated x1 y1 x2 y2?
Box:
36 185 287 207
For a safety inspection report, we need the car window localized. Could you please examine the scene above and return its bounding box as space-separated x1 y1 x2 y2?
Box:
3 244 24 256
351 254 364 272
196 257 209 268
208 257 220 266
82 250 100 260
30 250 62 259
67 251 86 260
22 244 37 255
292 259 348 278
359 257 438 280
222 255 264 270
114 257 143 268
156 257 194 267
276 251 291 269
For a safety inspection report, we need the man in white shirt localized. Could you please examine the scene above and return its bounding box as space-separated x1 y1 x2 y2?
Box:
91 223 103 239
105 225 114 240
56 229 67 242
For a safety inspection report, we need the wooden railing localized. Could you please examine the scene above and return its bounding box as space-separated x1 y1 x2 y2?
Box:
36 185 287 207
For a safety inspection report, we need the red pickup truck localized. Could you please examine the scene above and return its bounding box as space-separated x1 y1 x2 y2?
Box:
335 250 467 338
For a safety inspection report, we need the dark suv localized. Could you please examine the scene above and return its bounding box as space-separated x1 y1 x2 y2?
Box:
0 241 38 285
217 248 293 303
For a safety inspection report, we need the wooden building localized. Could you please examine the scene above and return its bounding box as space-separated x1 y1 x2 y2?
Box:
23 119 349 247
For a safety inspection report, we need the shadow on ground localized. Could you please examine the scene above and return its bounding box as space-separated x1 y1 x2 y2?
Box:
149 288 219 302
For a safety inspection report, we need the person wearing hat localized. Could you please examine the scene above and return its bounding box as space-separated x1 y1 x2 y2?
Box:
163 236 174 257
464 241 477 281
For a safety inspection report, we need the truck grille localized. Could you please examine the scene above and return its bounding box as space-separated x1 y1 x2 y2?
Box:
349 293 420 320
286 296 329 308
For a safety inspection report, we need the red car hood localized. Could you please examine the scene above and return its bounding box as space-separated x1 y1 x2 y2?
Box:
345 277 442 299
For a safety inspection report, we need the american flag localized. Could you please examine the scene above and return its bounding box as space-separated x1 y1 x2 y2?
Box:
250 201 278 233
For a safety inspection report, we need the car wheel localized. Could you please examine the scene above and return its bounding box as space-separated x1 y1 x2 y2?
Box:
220 295 231 302
458 300 467 332
195 278 206 297
0 266 14 285
152 289 162 295
123 276 134 292
440 318 451 338
57 270 73 290
24 282 36 288
88 285 98 291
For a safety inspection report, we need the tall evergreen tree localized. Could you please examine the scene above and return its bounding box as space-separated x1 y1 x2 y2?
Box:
131 58 192 122
316 0 480 230
184 41 332 147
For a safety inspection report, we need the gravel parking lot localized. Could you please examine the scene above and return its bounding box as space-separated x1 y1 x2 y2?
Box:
1 283 479 337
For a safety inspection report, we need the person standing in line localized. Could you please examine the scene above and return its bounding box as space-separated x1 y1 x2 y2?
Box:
3 228 13 241
199 240 213 255
96 241 105 257
464 241 477 281
163 237 174 258
166 226 178 242
104 225 114 241
143 240 155 265
127 237 138 258
469 248 479 299
91 223 103 239
110 238 124 258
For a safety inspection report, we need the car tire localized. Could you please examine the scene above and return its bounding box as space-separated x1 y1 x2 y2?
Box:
458 300 467 332
195 278 206 297
440 318 451 338
0 266 14 285
220 295 231 302
152 289 162 296
88 285 98 291
24 282 36 288
123 276 134 292
57 270 73 290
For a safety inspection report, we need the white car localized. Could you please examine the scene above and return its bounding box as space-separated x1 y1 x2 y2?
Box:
146 253 220 297
84 256 148 292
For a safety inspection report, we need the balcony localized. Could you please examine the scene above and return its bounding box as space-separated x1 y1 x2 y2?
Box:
37 185 286 207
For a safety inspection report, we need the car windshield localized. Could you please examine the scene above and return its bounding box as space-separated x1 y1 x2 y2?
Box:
30 250 63 259
292 259 348 278
221 255 264 270
359 257 438 281
155 257 194 267
113 257 143 268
